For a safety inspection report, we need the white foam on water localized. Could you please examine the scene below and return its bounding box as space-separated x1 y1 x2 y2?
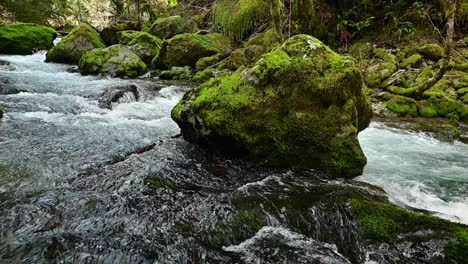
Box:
358 123 468 224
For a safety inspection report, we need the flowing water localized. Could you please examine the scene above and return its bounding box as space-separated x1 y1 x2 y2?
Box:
0 52 467 263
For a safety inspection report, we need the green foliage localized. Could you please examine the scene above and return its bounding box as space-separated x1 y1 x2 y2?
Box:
213 0 270 41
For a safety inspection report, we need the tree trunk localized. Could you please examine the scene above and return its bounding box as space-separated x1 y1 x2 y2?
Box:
297 0 315 33
270 0 284 42
388 0 459 99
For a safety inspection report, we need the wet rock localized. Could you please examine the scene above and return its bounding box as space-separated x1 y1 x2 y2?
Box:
117 31 163 65
0 60 16 72
46 24 106 65
98 84 139 109
66 66 79 73
0 23 57 55
100 21 139 46
172 35 373 179
157 33 231 68
79 45 147 78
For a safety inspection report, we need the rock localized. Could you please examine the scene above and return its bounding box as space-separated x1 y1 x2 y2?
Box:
172 35 373 178
100 21 139 46
159 67 191 80
417 44 444 61
0 23 57 55
0 108 3 119
400 54 423 68
66 66 79 73
98 85 139 109
195 53 224 71
0 60 16 71
46 24 106 65
147 16 186 39
227 29 280 70
386 95 419 117
158 33 231 68
419 95 468 121
117 31 163 65
365 62 397 88
79 44 147 78
348 42 373 60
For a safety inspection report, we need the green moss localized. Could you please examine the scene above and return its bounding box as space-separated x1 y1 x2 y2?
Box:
365 62 397 87
100 21 138 46
348 42 373 61
79 44 147 77
172 35 372 179
0 23 57 55
374 48 397 64
117 30 163 64
147 16 186 39
195 53 224 71
46 24 105 64
0 108 3 119
446 230 468 264
159 69 190 80
192 68 215 82
160 33 231 68
386 95 419 117
417 44 444 61
351 199 463 242
144 176 179 191
213 0 270 41
400 54 423 68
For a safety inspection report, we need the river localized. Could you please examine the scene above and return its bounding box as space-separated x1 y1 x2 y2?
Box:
0 52 467 263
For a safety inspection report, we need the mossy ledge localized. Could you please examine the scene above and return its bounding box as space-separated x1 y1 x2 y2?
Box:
172 35 373 179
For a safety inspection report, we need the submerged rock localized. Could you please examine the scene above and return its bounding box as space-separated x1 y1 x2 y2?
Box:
117 31 163 65
100 21 139 46
79 45 147 78
147 16 186 39
98 85 139 109
158 33 231 68
0 23 57 55
172 35 373 178
46 24 106 65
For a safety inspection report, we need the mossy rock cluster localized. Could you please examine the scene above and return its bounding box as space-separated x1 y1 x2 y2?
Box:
227 29 280 70
100 21 139 46
146 16 186 40
46 24 106 65
0 23 57 55
157 33 231 68
117 30 163 65
172 35 373 179
79 44 147 78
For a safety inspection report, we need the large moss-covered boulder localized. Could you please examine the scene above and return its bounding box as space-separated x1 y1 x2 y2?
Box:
0 23 57 55
417 44 444 61
172 35 373 178
158 33 231 68
46 24 106 65
100 21 139 46
117 31 162 65
79 44 147 78
147 16 186 39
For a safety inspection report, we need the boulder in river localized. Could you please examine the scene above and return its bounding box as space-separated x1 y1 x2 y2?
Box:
146 16 186 40
79 44 147 78
100 21 139 46
0 23 57 55
117 31 163 65
98 84 139 109
157 33 231 68
172 35 373 178
46 24 106 65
